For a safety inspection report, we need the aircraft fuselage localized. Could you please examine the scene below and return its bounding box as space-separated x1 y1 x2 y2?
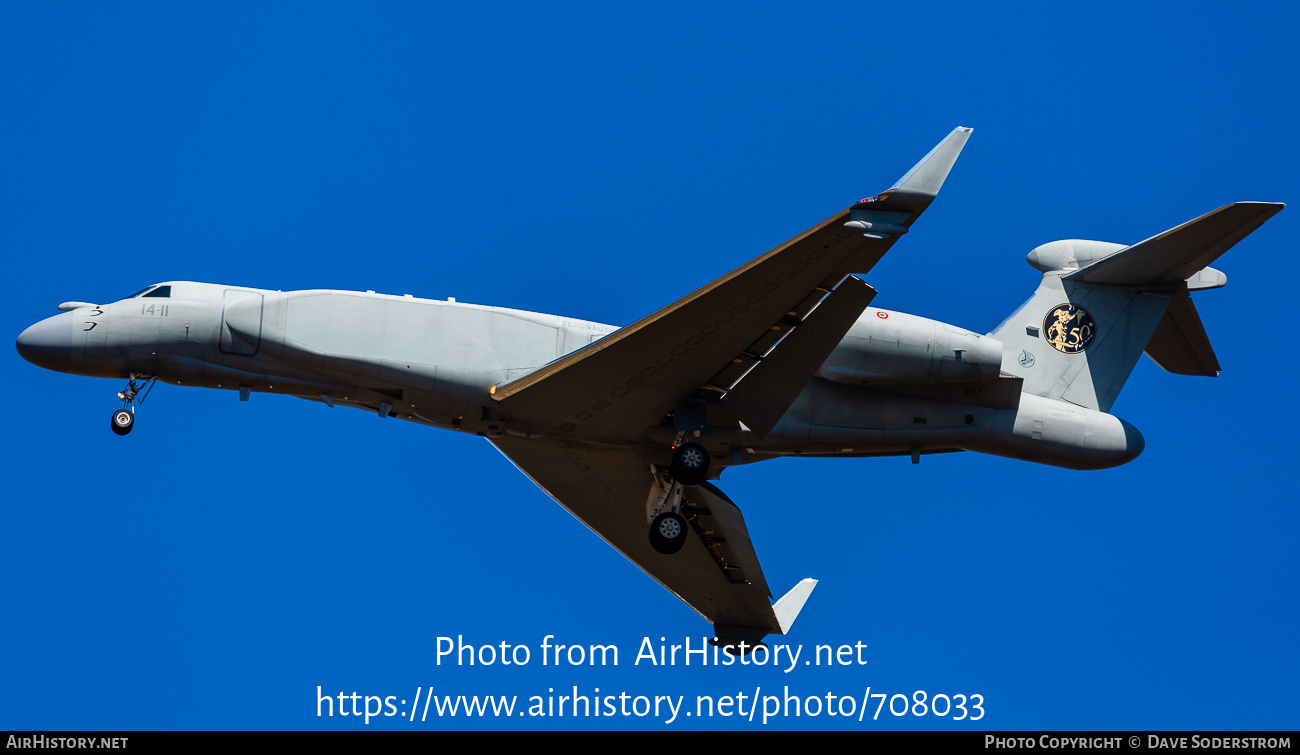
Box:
16 280 1143 471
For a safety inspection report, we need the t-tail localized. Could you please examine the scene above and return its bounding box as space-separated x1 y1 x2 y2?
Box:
990 202 1284 412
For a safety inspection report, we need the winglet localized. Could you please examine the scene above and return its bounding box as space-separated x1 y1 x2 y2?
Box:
890 126 973 197
773 578 818 634
854 127 972 214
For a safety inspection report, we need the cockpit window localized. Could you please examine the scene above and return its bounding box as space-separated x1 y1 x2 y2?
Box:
142 285 172 298
125 286 157 299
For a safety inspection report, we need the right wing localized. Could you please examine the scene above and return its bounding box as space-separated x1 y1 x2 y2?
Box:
490 434 815 642
492 127 973 441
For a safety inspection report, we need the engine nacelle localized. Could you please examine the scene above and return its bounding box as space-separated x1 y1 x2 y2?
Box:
817 309 1003 386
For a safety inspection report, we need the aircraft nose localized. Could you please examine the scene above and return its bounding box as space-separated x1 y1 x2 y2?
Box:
16 314 76 373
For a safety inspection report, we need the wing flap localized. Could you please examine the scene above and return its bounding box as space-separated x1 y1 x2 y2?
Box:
688 482 773 597
492 210 889 438
720 275 876 437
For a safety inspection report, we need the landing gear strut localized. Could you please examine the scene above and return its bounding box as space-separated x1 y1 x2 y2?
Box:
110 374 156 436
645 428 714 553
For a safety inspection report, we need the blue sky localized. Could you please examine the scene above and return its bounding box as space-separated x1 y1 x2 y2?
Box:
2 2 1296 730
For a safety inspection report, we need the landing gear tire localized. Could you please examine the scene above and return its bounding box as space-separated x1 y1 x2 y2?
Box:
649 512 689 555
111 409 134 436
671 442 709 486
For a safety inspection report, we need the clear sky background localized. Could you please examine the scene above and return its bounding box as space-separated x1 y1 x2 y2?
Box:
2 2 1296 731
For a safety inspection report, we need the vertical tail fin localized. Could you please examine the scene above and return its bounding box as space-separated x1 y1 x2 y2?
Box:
990 276 1171 412
991 202 1283 411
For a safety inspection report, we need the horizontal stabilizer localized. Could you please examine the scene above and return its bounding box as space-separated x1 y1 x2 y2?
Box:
1065 202 1283 286
1144 293 1220 376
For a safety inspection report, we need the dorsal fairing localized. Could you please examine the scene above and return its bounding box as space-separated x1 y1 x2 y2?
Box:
1026 240 1126 273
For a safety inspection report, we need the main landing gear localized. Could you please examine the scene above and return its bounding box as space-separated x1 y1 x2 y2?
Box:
110 374 157 436
646 435 712 555
649 511 689 555
670 442 709 486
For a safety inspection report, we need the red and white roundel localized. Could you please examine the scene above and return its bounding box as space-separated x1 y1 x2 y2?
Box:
876 311 889 319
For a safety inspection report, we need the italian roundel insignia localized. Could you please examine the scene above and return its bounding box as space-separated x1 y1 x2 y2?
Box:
1044 304 1096 354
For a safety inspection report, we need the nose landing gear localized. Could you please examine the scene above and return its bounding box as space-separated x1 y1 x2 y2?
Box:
110 374 156 436
111 409 134 435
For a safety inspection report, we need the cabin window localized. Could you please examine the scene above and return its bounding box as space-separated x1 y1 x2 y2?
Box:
142 285 172 298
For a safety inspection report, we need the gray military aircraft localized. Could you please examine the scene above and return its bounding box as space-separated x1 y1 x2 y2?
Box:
16 127 1284 648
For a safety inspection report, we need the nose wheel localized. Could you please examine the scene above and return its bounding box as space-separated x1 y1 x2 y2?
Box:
111 409 134 435
110 374 156 436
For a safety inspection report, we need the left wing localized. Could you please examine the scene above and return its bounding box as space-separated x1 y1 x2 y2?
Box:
490 434 815 642
492 127 973 440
